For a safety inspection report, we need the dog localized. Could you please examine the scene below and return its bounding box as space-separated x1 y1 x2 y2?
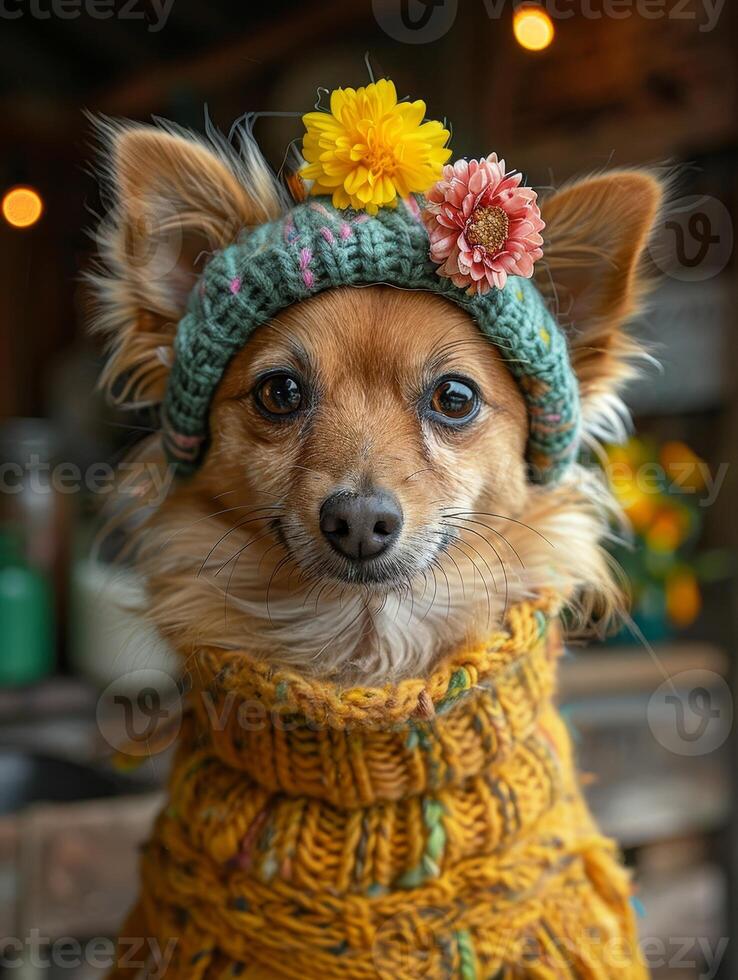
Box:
91 110 663 978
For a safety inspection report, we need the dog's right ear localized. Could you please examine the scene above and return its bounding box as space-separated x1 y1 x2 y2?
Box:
89 119 285 407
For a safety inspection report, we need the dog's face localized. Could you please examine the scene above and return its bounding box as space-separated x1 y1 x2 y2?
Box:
201 286 528 592
93 122 663 681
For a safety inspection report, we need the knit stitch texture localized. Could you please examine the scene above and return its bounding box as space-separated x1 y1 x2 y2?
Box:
162 197 580 484
109 599 647 979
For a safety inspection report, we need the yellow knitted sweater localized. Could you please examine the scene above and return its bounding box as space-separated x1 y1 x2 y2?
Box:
111 599 647 979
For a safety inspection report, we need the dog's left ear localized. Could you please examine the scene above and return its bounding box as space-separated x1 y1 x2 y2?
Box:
536 171 664 410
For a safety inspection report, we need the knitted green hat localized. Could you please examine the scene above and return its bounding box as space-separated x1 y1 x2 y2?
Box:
162 197 580 484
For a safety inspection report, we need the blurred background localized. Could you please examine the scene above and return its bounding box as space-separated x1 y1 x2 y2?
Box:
0 0 736 976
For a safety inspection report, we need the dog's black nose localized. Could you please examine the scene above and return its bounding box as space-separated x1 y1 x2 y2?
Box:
319 490 403 560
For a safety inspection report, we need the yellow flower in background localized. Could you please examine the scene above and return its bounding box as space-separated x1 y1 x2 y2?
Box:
660 440 707 493
301 79 451 214
666 567 701 629
623 493 658 534
646 506 690 554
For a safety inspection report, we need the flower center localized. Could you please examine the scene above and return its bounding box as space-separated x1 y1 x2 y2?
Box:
466 205 509 254
365 144 397 177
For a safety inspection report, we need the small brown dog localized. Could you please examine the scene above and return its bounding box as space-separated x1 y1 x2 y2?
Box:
91 119 664 979
93 121 661 685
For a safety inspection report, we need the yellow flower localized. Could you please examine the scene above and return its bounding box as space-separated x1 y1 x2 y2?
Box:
301 79 451 214
666 568 701 629
660 440 707 492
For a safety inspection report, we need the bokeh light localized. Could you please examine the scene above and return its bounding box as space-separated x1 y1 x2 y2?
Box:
513 5 555 52
2 185 44 228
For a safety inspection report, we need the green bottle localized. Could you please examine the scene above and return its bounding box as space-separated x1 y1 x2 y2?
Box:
0 529 53 686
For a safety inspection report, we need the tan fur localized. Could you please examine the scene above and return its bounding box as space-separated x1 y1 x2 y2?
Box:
536 170 664 442
88 118 288 408
91 123 664 684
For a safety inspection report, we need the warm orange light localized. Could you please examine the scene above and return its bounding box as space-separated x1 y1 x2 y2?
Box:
2 186 44 229
513 5 555 52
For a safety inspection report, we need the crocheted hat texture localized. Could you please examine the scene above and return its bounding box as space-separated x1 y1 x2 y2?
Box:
162 197 580 485
110 599 647 979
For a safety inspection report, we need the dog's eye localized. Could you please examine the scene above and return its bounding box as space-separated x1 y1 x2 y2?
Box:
255 373 303 417
429 378 479 424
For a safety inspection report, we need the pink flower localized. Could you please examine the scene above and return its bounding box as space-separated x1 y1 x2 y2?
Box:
422 153 545 294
